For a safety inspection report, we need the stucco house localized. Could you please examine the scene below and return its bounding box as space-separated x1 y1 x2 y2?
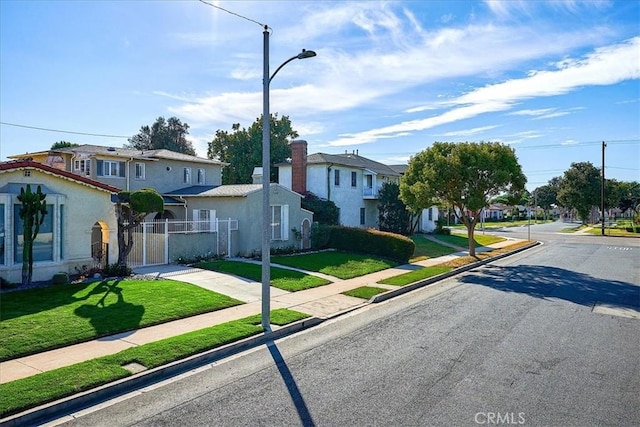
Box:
0 160 120 283
6 144 312 272
278 140 403 228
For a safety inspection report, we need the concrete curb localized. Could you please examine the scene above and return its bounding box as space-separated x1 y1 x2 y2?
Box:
0 317 323 427
1 240 541 426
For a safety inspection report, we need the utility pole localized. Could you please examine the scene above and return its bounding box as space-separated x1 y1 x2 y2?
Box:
601 141 606 236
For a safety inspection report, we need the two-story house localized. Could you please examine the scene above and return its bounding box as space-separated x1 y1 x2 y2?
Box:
278 140 401 228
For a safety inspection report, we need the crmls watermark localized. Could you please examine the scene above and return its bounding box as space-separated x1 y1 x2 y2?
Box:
474 412 526 425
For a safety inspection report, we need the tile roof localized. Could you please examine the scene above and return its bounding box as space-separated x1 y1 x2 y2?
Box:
0 160 121 193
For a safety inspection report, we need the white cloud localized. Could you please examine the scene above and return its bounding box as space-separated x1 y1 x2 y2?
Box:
436 125 501 138
325 36 639 146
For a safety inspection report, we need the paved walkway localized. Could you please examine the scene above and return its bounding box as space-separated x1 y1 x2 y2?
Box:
0 238 525 384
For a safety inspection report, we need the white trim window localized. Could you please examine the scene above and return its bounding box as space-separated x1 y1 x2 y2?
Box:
73 159 91 176
183 167 192 184
96 160 125 177
197 168 205 184
192 209 216 232
135 162 146 180
271 205 289 241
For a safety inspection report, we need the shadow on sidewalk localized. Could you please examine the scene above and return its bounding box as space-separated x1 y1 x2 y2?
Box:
267 340 316 427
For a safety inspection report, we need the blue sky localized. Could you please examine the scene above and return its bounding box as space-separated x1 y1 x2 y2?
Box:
1 0 638 191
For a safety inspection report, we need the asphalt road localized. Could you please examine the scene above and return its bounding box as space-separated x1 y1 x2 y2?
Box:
57 223 640 427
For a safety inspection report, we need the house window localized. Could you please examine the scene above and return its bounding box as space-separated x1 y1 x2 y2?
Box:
271 205 289 241
428 207 433 221
183 167 192 184
135 163 145 180
366 174 373 189
197 168 205 184
14 204 54 262
74 159 91 176
192 209 216 232
360 208 365 225
96 160 125 177
334 169 340 186
351 171 357 187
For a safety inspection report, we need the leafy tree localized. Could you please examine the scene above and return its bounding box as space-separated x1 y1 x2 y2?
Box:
378 182 411 235
17 184 48 285
556 162 601 224
208 114 298 184
50 141 78 150
127 116 196 156
616 181 640 218
400 141 526 257
532 184 558 219
115 188 164 268
301 192 339 225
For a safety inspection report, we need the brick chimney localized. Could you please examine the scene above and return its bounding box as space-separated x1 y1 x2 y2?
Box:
290 140 307 194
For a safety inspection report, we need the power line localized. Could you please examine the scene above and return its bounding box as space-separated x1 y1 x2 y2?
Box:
197 0 265 29
0 121 130 139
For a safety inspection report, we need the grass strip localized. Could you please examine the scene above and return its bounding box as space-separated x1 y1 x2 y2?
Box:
0 308 308 418
195 260 331 291
342 286 388 300
272 251 398 279
378 266 452 286
0 279 242 361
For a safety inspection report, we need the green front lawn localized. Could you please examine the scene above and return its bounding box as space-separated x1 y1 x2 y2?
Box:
271 251 398 279
195 260 331 291
410 235 458 261
0 309 309 418
430 233 504 248
0 279 242 361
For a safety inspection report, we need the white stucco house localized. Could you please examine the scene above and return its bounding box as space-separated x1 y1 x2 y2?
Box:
278 140 403 229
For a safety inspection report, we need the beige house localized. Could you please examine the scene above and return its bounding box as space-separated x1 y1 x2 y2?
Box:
0 160 119 283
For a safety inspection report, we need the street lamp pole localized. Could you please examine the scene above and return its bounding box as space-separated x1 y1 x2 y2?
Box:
262 26 316 331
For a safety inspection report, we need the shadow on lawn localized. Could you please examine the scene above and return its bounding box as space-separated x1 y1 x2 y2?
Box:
74 280 145 336
460 264 640 309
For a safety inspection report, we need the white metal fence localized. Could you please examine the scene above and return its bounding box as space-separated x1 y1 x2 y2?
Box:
126 218 238 267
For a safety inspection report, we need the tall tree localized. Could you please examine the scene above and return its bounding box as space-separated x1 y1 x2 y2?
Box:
400 141 526 256
378 182 411 235
532 184 558 219
50 141 78 150
17 184 48 285
556 162 601 224
115 188 164 268
127 116 196 156
208 114 298 184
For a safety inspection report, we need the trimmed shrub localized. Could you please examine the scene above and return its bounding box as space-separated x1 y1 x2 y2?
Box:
51 272 69 285
310 222 332 250
327 226 415 263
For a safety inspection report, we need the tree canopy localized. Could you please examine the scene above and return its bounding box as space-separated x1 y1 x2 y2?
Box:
400 141 526 256
378 182 411 235
208 114 298 185
127 116 196 156
50 141 78 150
556 161 601 223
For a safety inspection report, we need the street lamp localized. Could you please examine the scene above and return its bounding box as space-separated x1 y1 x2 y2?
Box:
262 25 316 331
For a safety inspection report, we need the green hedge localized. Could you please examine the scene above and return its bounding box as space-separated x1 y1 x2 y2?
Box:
326 226 415 263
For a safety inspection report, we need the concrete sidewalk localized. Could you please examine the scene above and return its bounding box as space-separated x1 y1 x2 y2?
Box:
0 238 527 384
